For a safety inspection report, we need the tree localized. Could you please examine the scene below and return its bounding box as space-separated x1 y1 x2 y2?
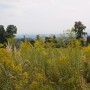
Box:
36 35 41 41
0 25 17 45
45 35 57 48
73 21 86 39
6 25 17 38
0 25 5 43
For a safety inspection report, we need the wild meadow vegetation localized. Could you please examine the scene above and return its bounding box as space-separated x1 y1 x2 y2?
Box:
0 39 90 90
0 22 90 90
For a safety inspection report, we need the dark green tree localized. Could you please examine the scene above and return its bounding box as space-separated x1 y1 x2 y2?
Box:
0 25 5 43
73 21 86 39
6 25 17 38
36 35 41 41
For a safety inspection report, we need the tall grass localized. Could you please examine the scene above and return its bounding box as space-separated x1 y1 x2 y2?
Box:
0 40 87 90
83 45 90 82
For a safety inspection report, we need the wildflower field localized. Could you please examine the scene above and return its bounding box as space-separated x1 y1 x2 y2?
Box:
0 40 90 90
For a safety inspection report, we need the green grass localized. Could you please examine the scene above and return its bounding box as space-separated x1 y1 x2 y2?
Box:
0 40 89 90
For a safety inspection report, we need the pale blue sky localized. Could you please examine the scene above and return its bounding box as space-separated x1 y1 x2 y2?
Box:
0 0 90 34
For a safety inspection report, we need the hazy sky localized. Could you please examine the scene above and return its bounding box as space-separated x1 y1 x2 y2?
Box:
0 0 90 34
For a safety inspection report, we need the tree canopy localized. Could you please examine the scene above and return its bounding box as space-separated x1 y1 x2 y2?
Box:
0 25 17 44
6 25 17 38
73 21 86 39
0 25 5 43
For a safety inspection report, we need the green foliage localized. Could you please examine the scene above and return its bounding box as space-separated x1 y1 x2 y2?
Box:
0 40 88 90
0 25 6 43
45 35 57 48
83 45 90 83
73 21 86 39
6 25 17 38
0 24 17 44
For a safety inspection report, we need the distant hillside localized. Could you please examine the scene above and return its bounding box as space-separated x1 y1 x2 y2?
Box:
16 34 61 39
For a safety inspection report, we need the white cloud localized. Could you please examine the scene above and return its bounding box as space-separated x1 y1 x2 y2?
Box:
0 0 90 34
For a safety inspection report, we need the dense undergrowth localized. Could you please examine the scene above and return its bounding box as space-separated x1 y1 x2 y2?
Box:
0 40 90 90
